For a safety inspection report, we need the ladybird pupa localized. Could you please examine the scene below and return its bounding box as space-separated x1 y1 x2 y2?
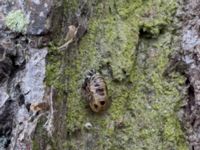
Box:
82 70 109 113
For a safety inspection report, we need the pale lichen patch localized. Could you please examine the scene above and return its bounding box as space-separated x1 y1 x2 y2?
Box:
5 10 29 33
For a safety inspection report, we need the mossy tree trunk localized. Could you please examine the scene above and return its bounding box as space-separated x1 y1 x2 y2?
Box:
33 0 188 150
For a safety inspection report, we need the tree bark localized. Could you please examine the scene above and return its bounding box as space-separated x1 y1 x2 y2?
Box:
2 0 200 150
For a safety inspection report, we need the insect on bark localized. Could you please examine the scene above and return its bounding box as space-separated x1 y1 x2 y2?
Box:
82 70 109 113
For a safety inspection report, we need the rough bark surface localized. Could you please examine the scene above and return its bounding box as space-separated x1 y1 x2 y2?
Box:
0 0 200 150
178 0 200 149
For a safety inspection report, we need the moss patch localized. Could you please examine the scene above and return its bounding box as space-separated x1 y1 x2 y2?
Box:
42 0 188 149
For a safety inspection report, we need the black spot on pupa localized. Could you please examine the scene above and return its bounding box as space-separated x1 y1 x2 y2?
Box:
96 88 104 96
94 83 100 87
94 104 98 109
100 101 105 105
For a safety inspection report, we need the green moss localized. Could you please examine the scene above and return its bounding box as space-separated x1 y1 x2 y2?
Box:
5 10 29 33
123 31 187 149
32 140 40 150
44 0 188 149
138 0 177 37
45 43 64 90
63 0 78 16
32 117 49 150
163 116 186 149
